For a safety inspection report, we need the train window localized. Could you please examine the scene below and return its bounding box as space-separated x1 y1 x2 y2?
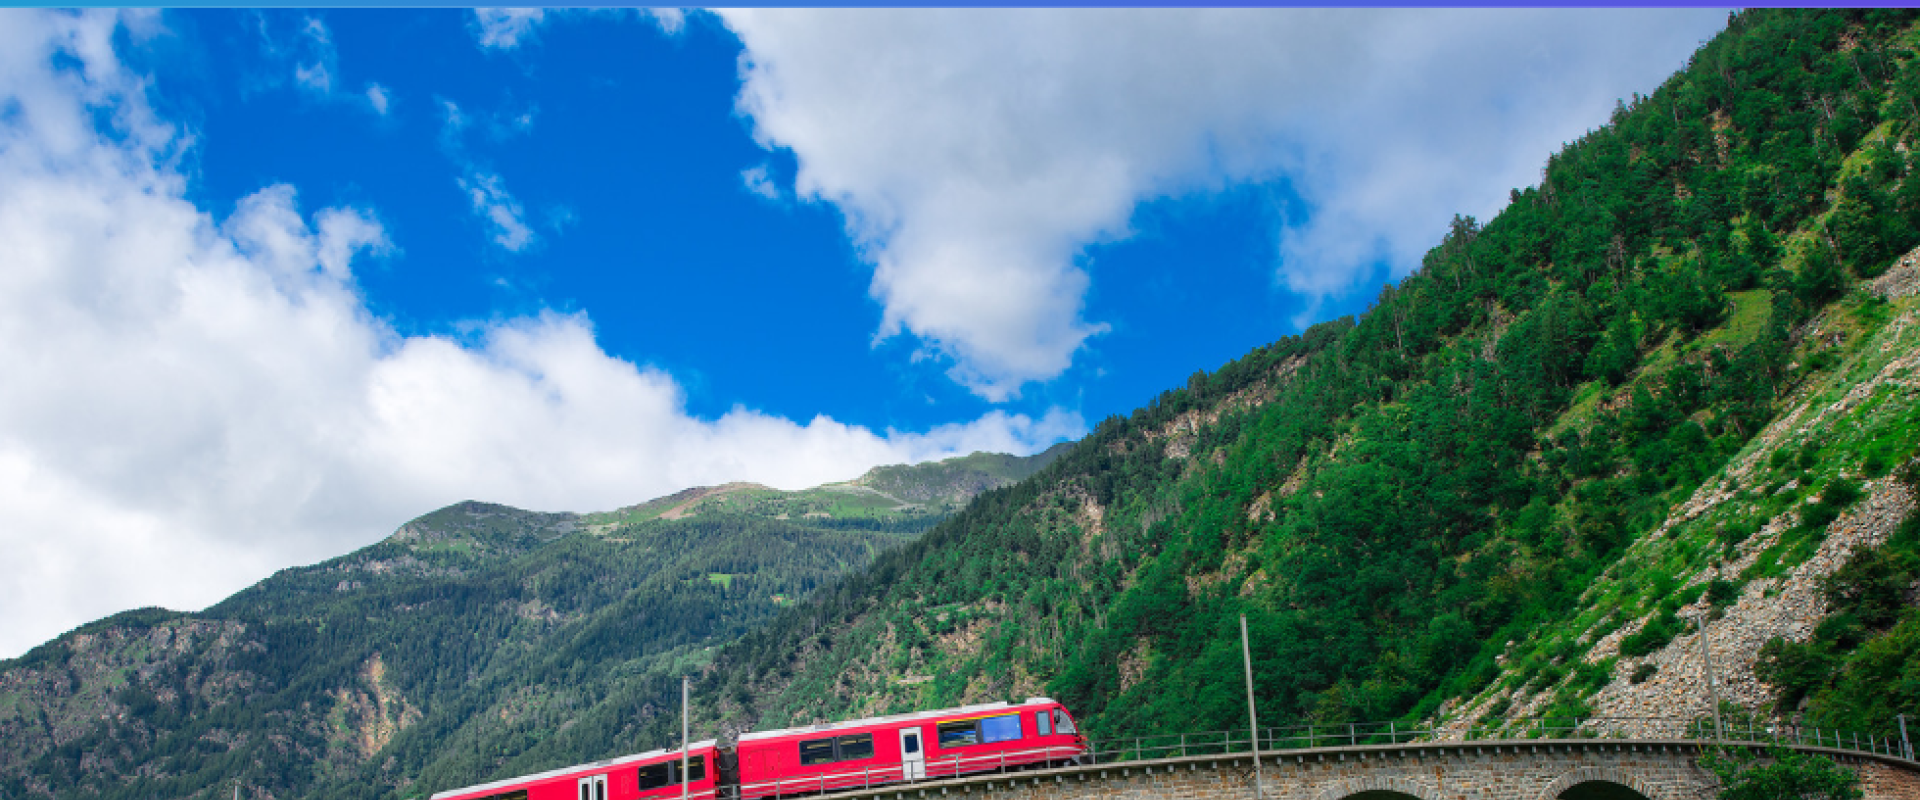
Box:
638 763 672 790
799 737 837 766
478 791 530 800
1037 710 1052 736
837 734 874 761
581 784 591 800
937 720 979 748
640 756 705 790
980 715 1022 744
1052 709 1077 735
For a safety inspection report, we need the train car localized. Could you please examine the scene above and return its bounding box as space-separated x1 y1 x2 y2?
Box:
431 740 721 800
734 698 1085 800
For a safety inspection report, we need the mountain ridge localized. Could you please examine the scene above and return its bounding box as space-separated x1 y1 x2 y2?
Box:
0 448 1062 800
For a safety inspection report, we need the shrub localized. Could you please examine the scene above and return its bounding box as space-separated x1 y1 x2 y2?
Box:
1701 746 1861 800
1631 663 1658 684
1706 579 1742 607
1620 611 1682 658
1800 477 1863 532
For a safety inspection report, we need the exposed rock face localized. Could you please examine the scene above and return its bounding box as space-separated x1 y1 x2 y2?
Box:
326 653 422 762
1585 479 1915 723
0 617 260 781
1870 245 1920 299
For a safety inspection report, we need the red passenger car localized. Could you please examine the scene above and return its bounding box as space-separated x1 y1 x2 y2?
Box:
430 740 721 800
734 697 1086 799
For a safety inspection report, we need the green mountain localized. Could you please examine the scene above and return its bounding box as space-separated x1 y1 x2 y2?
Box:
629 5 1920 755
0 450 1058 800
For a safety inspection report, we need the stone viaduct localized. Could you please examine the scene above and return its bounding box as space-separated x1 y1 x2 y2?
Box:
815 740 1920 800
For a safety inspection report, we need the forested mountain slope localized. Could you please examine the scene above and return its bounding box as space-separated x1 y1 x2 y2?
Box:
0 450 1059 800
634 6 1920 759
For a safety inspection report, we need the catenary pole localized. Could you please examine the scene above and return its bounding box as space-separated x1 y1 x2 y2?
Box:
1697 615 1723 740
1900 714 1911 760
683 676 691 800
1241 615 1264 800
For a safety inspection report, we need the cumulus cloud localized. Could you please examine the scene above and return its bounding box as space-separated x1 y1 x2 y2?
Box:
717 9 1727 398
0 10 1081 659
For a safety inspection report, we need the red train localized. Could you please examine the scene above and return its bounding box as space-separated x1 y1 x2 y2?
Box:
430 698 1086 800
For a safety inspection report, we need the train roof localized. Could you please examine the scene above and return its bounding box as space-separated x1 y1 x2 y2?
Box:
429 740 719 800
737 698 1059 743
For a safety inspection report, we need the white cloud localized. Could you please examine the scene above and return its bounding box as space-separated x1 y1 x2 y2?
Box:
644 9 686 35
293 16 335 94
741 163 780 201
473 8 548 50
294 60 332 93
439 100 540 252
365 83 390 115
470 8 685 50
0 10 1081 659
502 109 535 137
717 9 1728 399
256 14 392 117
458 169 536 252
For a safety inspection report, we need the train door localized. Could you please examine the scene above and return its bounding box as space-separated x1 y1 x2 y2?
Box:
898 727 926 781
578 774 608 800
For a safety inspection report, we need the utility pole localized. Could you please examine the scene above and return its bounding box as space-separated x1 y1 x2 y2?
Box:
1900 714 1912 761
1241 615 1264 800
682 676 691 800
1696 614 1724 740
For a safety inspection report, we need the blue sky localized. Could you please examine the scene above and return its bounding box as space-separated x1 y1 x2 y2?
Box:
0 8 1730 657
143 9 1335 432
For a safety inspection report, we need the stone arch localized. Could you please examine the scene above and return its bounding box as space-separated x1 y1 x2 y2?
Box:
1314 775 1448 800
1536 767 1668 800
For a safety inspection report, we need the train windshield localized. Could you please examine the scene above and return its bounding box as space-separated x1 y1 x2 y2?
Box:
1051 709 1077 735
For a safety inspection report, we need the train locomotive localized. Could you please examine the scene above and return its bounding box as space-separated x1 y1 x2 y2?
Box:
430 698 1086 800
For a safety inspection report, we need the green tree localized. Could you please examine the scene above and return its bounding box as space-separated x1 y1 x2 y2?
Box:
1700 746 1862 800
